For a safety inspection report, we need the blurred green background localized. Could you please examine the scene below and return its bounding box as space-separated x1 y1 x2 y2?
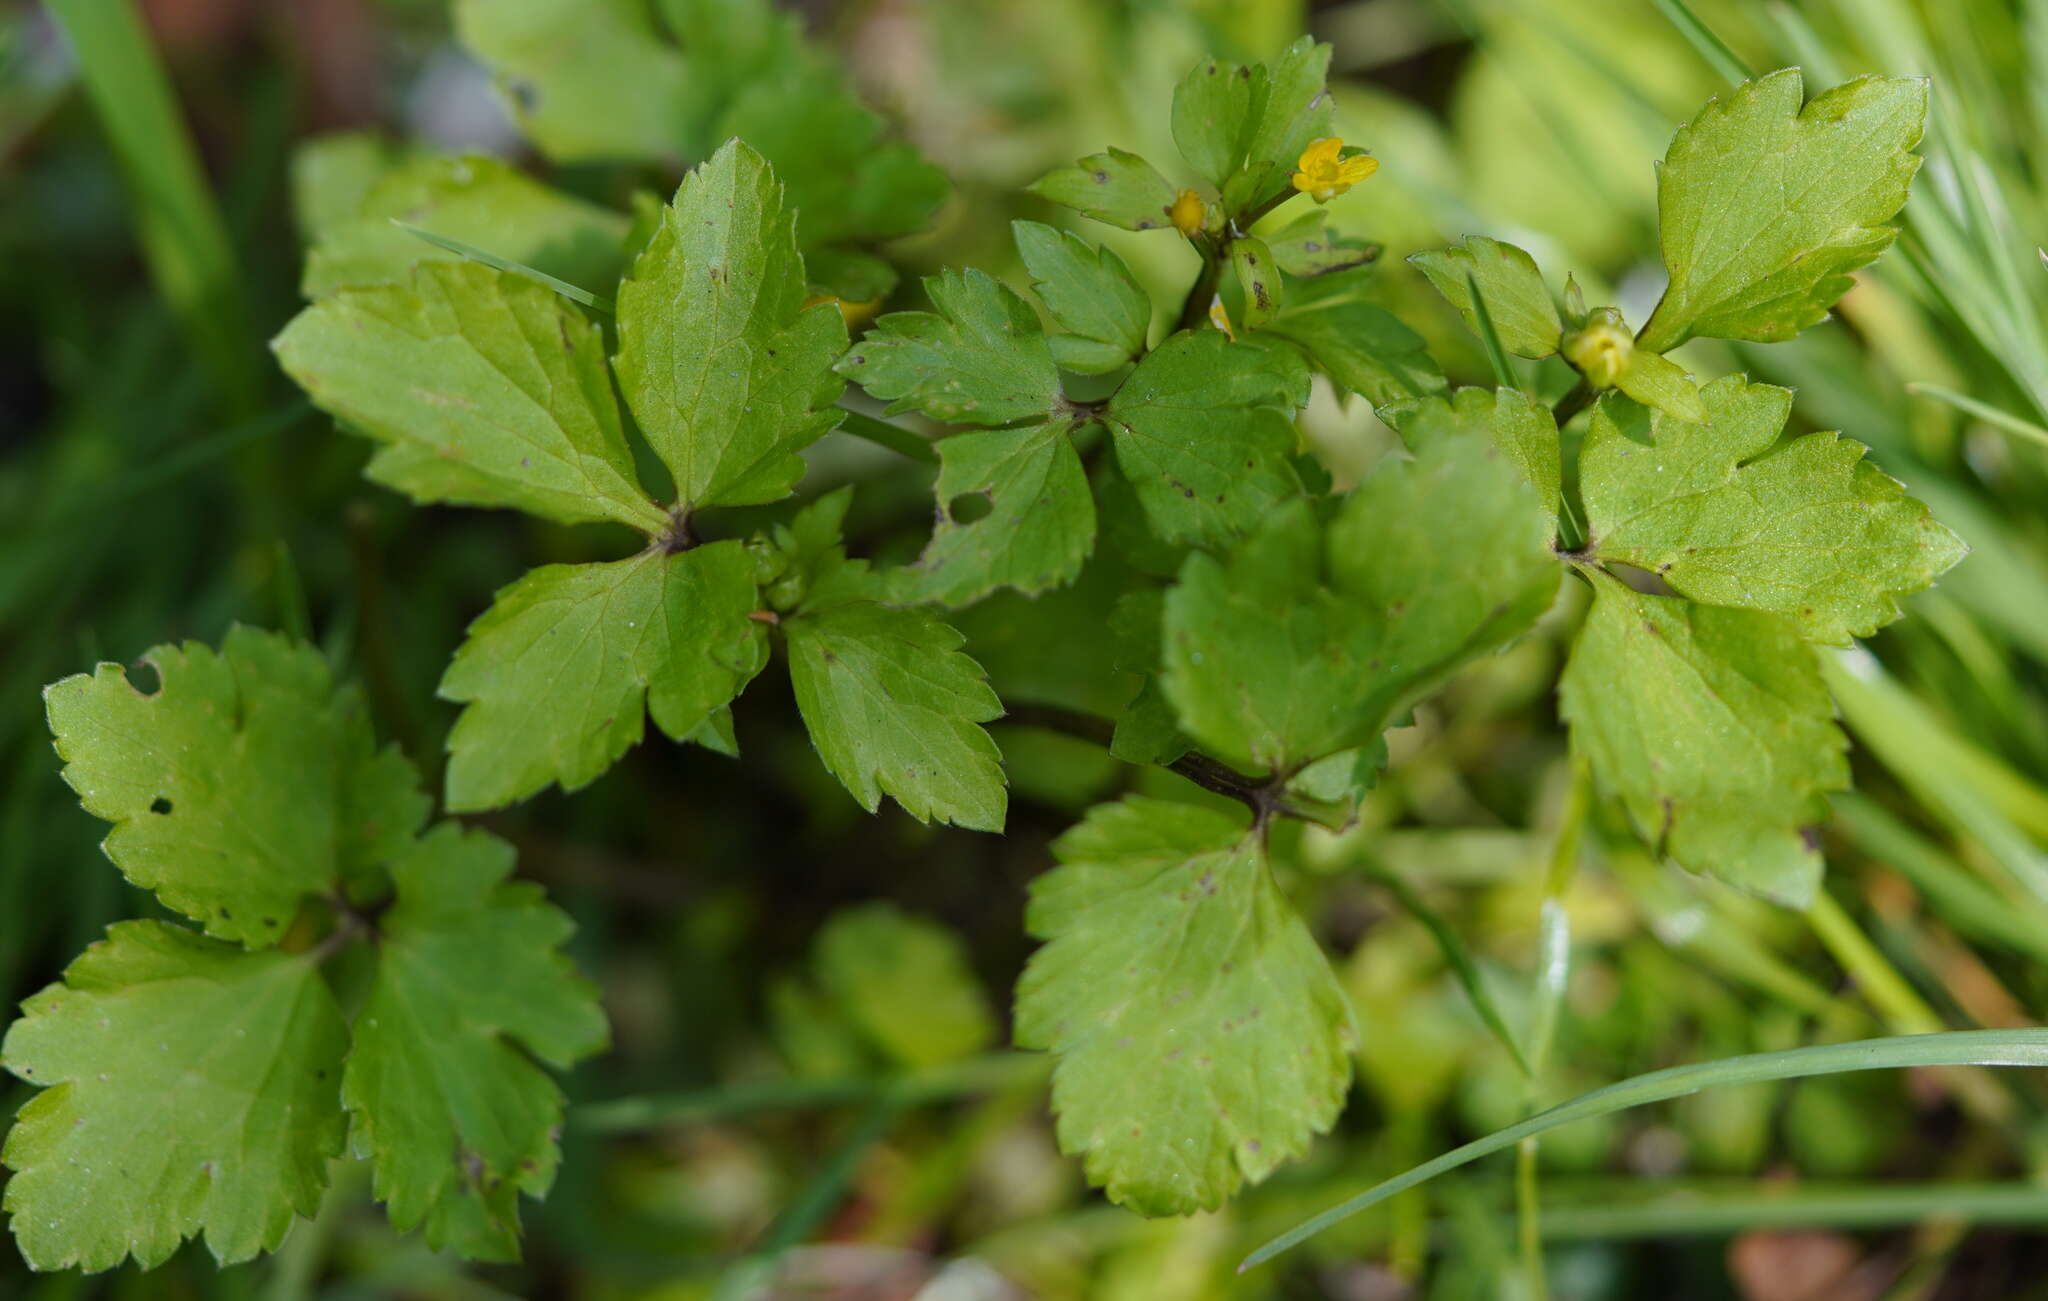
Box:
10 0 2048 1296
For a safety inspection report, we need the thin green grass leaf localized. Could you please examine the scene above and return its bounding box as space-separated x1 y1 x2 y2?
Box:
1907 381 2048 449
1241 1029 2048 1271
1832 794 2048 968
1368 868 1533 1077
1650 0 1755 87
393 220 615 312
47 0 258 412
1464 272 1521 393
575 1052 1043 1133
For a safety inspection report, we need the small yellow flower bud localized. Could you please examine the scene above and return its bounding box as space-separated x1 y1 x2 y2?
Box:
1171 188 1206 238
1560 307 1633 389
1291 137 1379 204
1207 295 1236 341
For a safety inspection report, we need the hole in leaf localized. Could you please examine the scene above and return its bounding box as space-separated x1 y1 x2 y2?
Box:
149 797 173 815
947 491 993 524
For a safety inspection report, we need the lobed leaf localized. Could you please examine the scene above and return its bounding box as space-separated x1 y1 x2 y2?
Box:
1015 797 1355 1216
1101 331 1310 548
1559 569 1847 906
1640 69 1927 350
837 267 1061 426
784 584 1007 831
1579 377 1966 643
273 260 663 531
438 543 767 812
1260 277 1445 406
343 825 608 1260
614 139 849 511
1380 385 1562 516
813 903 996 1070
898 421 1095 607
2 923 348 1271
43 626 426 946
1012 219 1150 375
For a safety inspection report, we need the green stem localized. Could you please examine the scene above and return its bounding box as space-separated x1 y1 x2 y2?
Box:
834 408 940 464
1176 240 1227 332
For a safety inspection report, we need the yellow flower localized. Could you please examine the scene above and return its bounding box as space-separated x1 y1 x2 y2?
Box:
1170 188 1206 238
1291 137 1378 204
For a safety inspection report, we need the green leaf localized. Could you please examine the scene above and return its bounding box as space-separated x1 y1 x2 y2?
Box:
614 140 849 511
1230 235 1282 328
43 626 427 947
1172 55 1257 187
1325 428 1561 717
1012 219 1150 375
439 543 767 812
1161 431 1558 774
1579 377 1966 643
1639 70 1928 351
302 155 629 300
1265 211 1379 279
454 0 691 165
273 261 663 532
1381 385 1561 516
1015 797 1355 1215
1235 38 1336 211
1260 279 1445 405
1558 568 1846 906
837 267 1061 425
899 421 1095 606
344 824 607 1261
1101 331 1309 548
1409 237 1562 360
2 922 348 1271
813 903 996 1070
785 590 1007 831
1028 148 1178 232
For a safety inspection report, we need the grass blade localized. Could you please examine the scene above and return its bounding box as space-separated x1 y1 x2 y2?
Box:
1463 271 1520 393
394 220 615 312
1649 0 1756 88
1368 868 1533 1077
1240 1029 2048 1271
1905 381 2048 449
833 408 940 464
46 0 257 413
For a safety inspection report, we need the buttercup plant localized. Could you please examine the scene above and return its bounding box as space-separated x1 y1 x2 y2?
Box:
5 12 1979 1278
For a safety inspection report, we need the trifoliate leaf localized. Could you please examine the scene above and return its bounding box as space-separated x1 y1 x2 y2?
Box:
1162 432 1557 775
1579 377 1966 643
837 267 1061 425
785 590 1007 832
1028 148 1178 232
1381 385 1561 515
343 824 607 1261
1559 569 1846 906
1409 237 1562 360
455 0 691 165
302 155 628 300
614 140 849 511
439 543 767 811
1102 331 1310 548
43 627 427 946
1230 236 1282 329
1012 220 1150 376
813 903 996 1070
2 923 348 1271
1265 211 1378 279
1638 70 1927 351
1015 797 1355 1216
273 261 664 532
899 420 1095 607
1260 277 1445 405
